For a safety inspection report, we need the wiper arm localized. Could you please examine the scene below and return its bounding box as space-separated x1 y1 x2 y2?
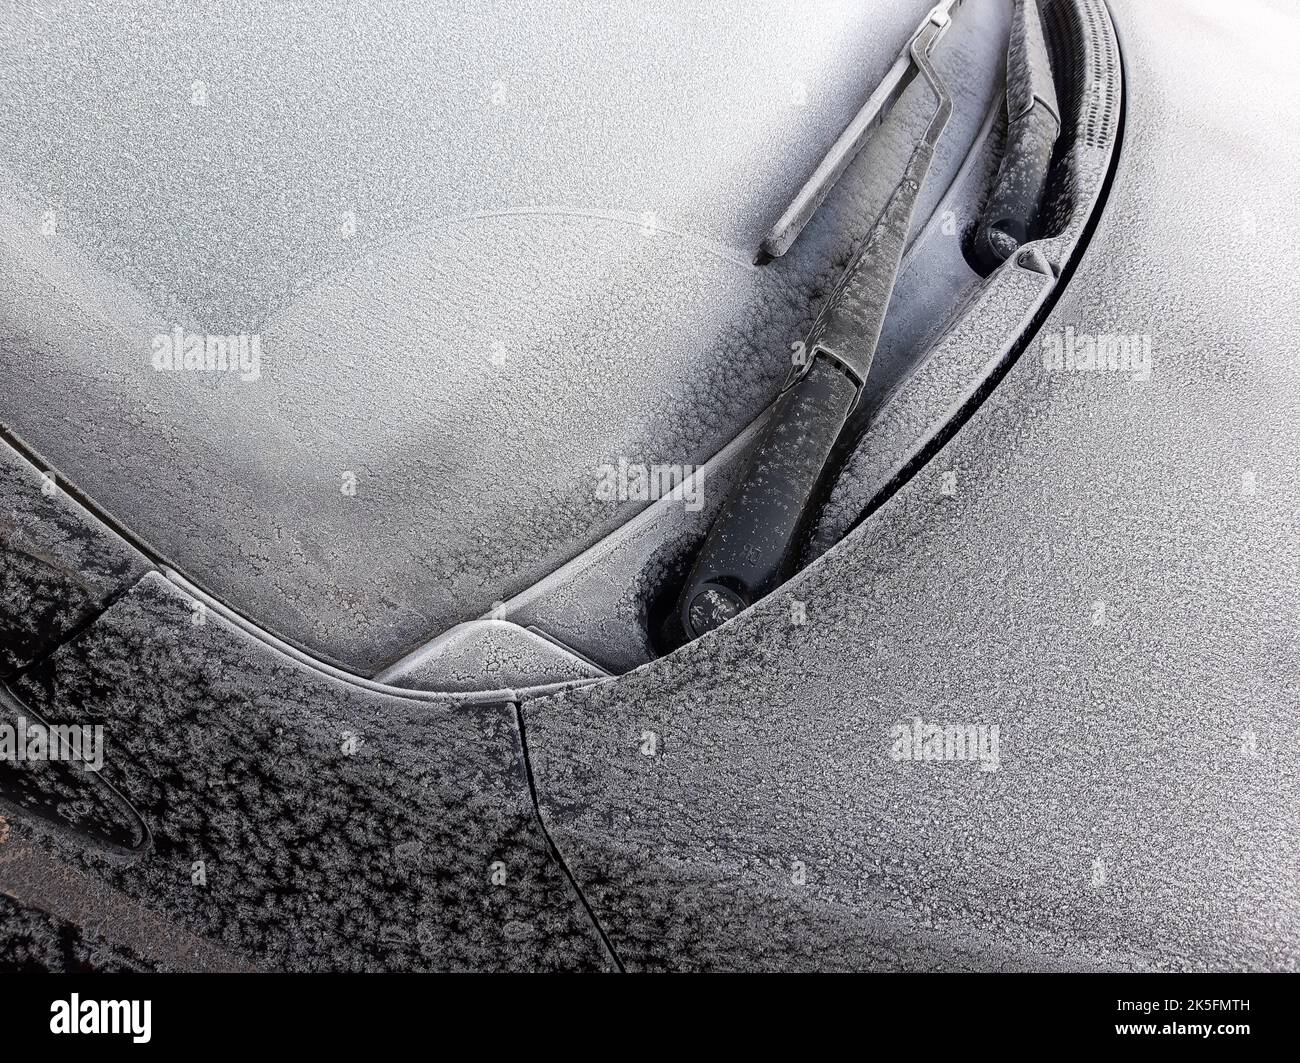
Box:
677 8 955 639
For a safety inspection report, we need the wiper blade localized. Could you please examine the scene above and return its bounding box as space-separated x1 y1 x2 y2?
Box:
759 0 961 262
971 0 1060 270
678 9 955 639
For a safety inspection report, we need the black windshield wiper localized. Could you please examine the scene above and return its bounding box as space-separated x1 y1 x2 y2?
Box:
677 6 956 639
971 0 1060 271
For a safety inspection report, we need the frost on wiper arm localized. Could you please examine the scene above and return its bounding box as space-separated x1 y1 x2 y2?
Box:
677 9 955 640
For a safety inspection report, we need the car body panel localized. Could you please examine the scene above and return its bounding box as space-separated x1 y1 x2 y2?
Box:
521 0 1300 971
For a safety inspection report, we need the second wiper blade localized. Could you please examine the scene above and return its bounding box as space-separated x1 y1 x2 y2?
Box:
972 0 1061 271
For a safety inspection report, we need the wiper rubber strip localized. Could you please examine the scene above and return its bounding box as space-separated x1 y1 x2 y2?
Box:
758 0 962 262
